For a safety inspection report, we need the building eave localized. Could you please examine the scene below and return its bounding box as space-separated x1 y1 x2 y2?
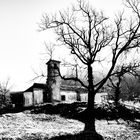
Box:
24 83 47 92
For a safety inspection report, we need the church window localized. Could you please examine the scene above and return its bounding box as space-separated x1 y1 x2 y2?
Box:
61 95 65 101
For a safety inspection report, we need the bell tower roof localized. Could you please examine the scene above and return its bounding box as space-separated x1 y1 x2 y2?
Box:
46 59 61 65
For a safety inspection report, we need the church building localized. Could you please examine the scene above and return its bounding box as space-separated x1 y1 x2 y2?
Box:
10 60 107 107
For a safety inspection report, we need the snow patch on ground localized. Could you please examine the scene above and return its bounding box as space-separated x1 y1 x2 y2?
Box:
96 120 140 139
0 112 84 139
0 112 140 139
122 101 140 108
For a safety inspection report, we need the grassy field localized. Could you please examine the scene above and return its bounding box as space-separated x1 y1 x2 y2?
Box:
0 111 140 140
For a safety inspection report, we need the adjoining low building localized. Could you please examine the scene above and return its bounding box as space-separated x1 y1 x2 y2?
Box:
10 83 48 108
10 60 108 107
60 85 88 103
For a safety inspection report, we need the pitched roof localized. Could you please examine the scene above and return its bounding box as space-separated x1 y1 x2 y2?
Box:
10 91 24 95
46 59 61 65
60 85 87 92
24 82 87 93
25 83 47 92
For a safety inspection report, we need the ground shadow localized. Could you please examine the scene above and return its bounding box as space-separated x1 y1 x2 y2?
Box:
129 121 140 130
49 132 104 140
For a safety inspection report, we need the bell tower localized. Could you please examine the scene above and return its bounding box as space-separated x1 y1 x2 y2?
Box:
46 60 61 103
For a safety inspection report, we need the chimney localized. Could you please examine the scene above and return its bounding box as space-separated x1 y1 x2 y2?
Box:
46 60 61 103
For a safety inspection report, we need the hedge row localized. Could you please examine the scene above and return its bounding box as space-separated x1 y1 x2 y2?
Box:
30 102 140 122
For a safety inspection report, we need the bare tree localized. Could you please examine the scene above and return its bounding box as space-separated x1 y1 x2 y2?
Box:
121 75 140 101
108 60 140 107
39 0 140 136
0 78 12 109
44 42 55 59
30 43 55 82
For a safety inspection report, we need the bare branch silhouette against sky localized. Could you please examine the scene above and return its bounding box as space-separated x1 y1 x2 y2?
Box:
0 0 125 91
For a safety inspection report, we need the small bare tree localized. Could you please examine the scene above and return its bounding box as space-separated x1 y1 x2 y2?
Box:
121 75 140 101
31 42 56 82
0 78 12 109
44 42 55 60
39 0 140 136
108 60 140 107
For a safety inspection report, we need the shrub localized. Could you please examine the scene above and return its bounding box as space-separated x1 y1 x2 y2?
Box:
0 93 13 114
31 102 140 122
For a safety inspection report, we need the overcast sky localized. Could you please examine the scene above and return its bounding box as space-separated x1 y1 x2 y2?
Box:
0 0 124 91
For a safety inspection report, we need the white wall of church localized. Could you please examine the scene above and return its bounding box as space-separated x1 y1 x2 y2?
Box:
60 91 108 103
80 93 88 102
33 88 43 104
24 92 33 107
95 92 108 103
60 91 77 102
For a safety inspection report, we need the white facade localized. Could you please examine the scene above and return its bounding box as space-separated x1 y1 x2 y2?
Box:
80 93 88 102
33 88 43 104
24 92 33 107
95 92 108 103
60 90 108 103
60 91 77 103
23 88 44 107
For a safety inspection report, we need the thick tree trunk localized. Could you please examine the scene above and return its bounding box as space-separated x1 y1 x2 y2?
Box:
82 64 104 139
115 78 121 107
83 89 103 139
115 83 121 108
115 89 120 107
114 88 120 123
84 88 96 132
84 64 96 132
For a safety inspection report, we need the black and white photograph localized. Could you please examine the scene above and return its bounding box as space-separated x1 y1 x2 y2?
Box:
0 0 140 139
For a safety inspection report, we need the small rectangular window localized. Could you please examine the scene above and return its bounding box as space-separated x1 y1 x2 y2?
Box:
61 95 65 101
